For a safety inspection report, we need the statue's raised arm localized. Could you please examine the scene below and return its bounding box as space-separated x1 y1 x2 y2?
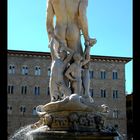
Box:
46 0 55 42
78 0 89 42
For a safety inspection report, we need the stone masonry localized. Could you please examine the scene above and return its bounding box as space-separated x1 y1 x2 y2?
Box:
7 50 131 139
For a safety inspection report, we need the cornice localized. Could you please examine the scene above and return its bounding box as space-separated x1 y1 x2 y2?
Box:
8 50 132 63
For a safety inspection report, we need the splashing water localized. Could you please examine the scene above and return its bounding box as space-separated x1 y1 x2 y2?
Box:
8 125 49 140
8 125 33 140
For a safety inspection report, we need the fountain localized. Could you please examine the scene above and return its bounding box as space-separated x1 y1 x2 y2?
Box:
9 0 120 139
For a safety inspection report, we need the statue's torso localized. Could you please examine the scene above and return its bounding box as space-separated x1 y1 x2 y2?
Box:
49 0 82 50
70 63 81 80
51 0 80 25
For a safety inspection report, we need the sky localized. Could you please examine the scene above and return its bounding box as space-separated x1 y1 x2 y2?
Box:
8 0 133 94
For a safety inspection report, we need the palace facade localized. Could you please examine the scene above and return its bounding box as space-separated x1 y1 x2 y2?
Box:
8 50 131 139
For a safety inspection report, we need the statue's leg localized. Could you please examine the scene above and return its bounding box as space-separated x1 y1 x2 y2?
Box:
66 25 83 56
71 81 76 94
82 68 90 96
72 80 81 95
54 26 67 47
50 80 59 101
78 79 82 95
64 76 69 87
61 83 71 96
57 81 71 97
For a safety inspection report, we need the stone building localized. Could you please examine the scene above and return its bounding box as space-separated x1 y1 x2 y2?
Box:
126 93 133 140
8 50 131 139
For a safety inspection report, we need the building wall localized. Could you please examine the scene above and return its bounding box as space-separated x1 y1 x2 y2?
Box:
8 53 51 135
126 94 133 140
7 51 131 139
89 61 127 137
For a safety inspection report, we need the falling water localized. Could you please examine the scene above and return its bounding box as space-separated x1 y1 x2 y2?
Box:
8 125 32 140
8 124 49 140
8 124 122 140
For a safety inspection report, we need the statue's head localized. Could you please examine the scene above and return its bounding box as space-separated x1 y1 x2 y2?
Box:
73 53 81 61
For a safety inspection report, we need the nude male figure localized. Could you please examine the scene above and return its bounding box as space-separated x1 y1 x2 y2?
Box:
65 52 90 94
49 38 73 101
46 0 92 55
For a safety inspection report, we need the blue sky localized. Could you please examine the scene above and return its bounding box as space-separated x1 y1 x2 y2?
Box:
8 0 132 94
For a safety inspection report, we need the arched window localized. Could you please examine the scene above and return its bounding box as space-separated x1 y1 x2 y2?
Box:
7 105 12 114
21 86 27 95
8 65 15 74
113 90 118 99
8 85 14 94
22 66 28 75
100 70 106 79
34 86 40 95
20 106 26 114
113 110 119 119
89 89 94 97
89 70 94 79
112 70 118 80
35 66 41 76
101 89 106 98
32 107 37 115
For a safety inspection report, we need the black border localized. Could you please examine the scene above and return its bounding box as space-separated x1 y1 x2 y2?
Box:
0 0 7 139
0 0 136 139
133 0 140 140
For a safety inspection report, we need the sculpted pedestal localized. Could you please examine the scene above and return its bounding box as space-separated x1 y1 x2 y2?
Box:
28 131 118 140
28 94 119 140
